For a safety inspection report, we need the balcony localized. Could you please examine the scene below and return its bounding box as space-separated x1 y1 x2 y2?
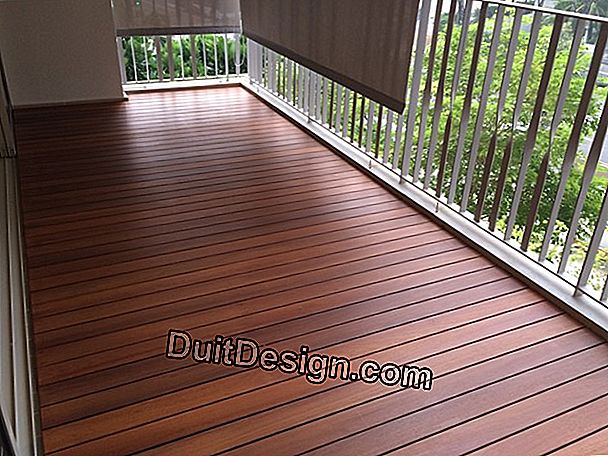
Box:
3 84 604 454
2 1 608 455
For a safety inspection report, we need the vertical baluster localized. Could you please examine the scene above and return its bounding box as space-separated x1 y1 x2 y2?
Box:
213 34 218 76
383 111 394 165
342 89 351 139
277 56 283 96
303 68 310 113
309 72 317 118
334 85 343 133
540 23 608 261
474 134 498 222
475 9 523 223
297 65 305 109
447 3 488 205
414 0 443 183
255 44 261 84
223 33 229 79
350 93 358 141
261 46 266 85
402 0 431 178
374 105 384 159
431 0 473 194
328 81 335 126
423 0 459 189
287 60 293 103
284 58 288 97
256 40 261 82
358 97 366 147
269 51 276 93
322 78 329 124
488 11 543 232
274 52 279 93
257 41 262 83
178 35 185 79
559 90 608 274
248 40 254 81
435 116 453 197
505 15 562 241
259 42 264 83
393 114 405 171
142 36 150 81
278 56 283 96
235 35 241 76
246 39 252 79
315 74 322 120
460 6 505 212
292 62 298 102
521 19 585 252
202 35 208 78
574 103 608 290
366 101 376 154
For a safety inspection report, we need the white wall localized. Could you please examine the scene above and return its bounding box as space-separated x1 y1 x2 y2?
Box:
0 0 125 107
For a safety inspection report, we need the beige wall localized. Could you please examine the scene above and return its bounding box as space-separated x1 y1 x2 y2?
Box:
0 0 125 107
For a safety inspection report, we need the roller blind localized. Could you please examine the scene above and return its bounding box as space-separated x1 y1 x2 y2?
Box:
240 0 420 113
113 0 241 36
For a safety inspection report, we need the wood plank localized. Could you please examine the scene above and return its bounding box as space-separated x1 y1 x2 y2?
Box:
38 259 498 407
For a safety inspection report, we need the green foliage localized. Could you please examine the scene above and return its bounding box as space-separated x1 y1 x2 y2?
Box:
122 34 247 82
414 12 608 263
555 0 608 42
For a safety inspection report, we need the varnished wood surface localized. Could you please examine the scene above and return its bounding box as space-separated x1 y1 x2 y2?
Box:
15 87 608 455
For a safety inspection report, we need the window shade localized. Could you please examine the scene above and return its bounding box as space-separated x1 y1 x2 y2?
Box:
240 0 420 113
113 0 241 36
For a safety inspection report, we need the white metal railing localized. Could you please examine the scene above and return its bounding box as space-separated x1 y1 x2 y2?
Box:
247 0 608 324
117 33 246 84
0 49 39 456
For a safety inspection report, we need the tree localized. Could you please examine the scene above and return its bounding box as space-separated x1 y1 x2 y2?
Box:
382 11 608 285
555 0 608 43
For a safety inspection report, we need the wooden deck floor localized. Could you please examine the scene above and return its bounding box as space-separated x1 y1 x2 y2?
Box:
14 87 608 455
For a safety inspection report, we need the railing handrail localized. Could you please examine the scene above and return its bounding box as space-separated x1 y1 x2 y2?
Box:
485 0 608 25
